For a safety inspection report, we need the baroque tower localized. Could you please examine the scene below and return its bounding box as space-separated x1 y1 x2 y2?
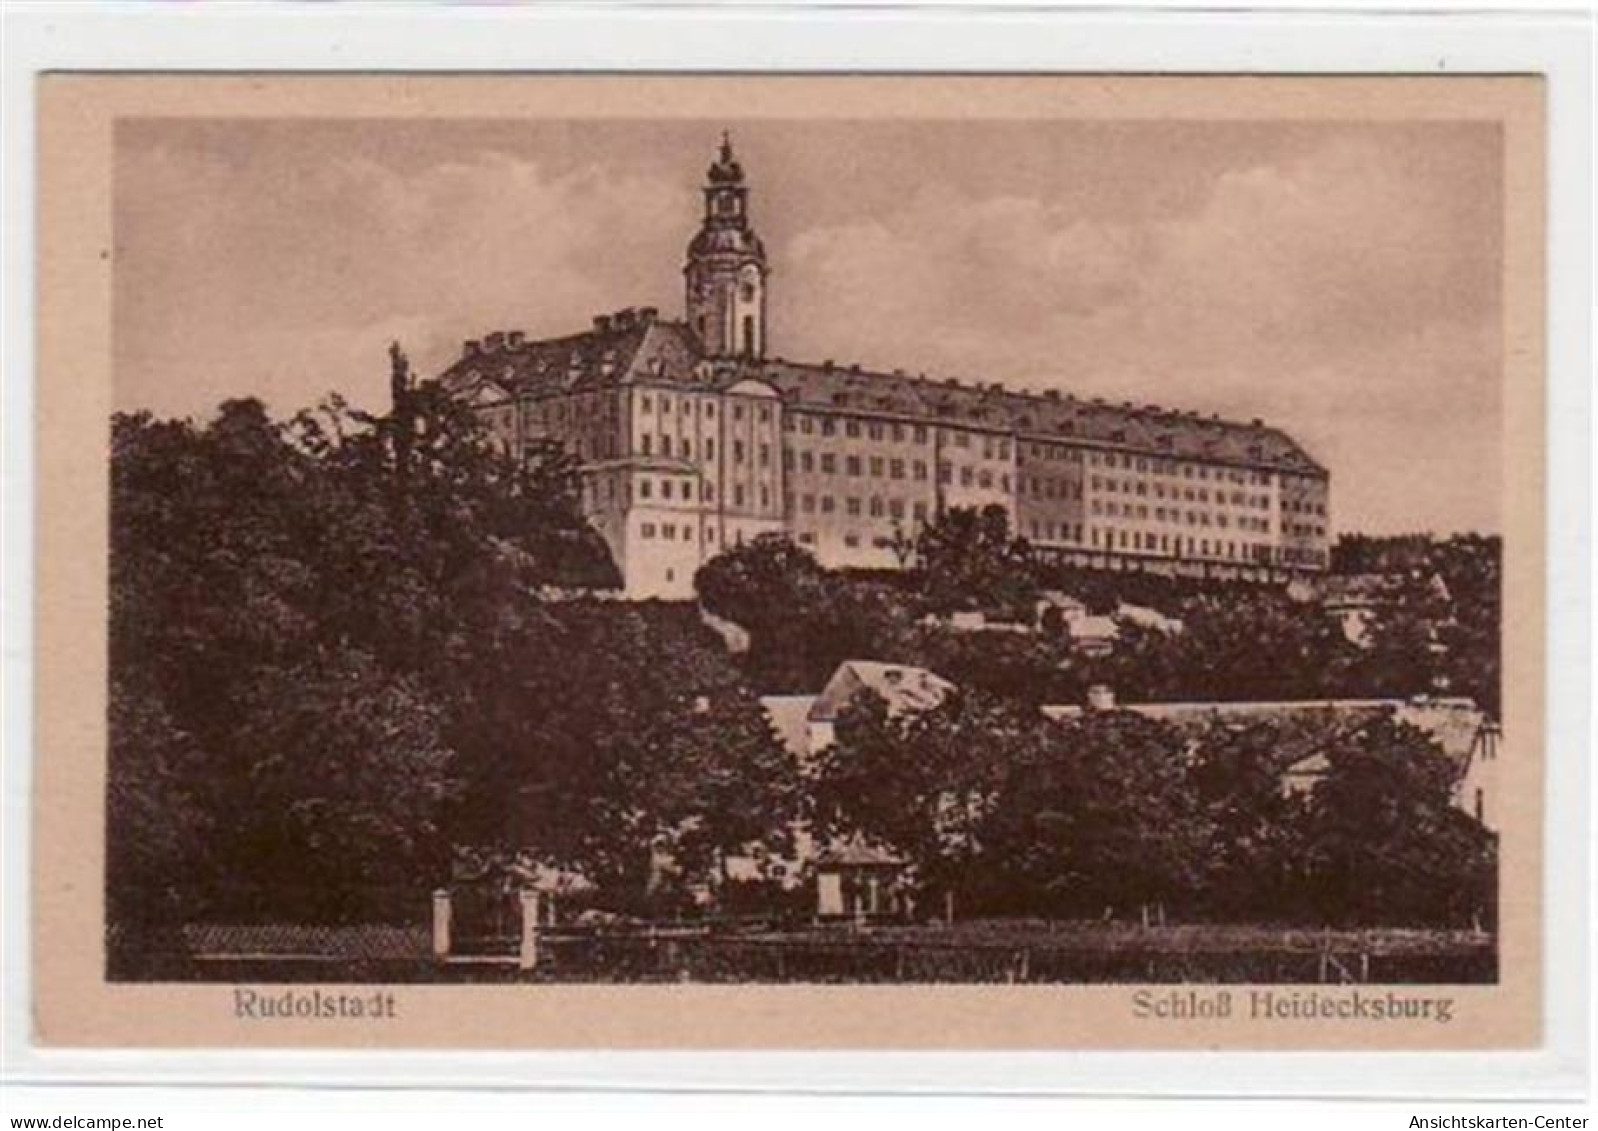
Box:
684 134 767 359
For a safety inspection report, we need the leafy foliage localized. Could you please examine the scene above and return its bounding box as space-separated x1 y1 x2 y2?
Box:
1298 715 1497 927
909 504 1039 621
698 518 1498 722
814 688 1492 927
695 534 912 692
108 356 788 932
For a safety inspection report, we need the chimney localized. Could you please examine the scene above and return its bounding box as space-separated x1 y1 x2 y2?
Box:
485 331 505 352
463 339 481 357
1043 389 1061 400
639 306 658 323
593 314 612 333
507 331 525 349
1086 683 1116 712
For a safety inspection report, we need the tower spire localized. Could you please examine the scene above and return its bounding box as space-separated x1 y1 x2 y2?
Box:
685 134 767 359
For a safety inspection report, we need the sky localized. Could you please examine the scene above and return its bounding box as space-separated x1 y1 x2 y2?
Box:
114 118 1504 536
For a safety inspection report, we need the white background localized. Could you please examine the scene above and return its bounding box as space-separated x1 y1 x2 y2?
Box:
2 0 1592 1123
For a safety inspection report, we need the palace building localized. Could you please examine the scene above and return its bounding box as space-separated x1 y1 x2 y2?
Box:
441 137 1331 599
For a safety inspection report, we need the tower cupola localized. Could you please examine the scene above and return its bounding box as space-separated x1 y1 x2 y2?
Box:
684 133 768 360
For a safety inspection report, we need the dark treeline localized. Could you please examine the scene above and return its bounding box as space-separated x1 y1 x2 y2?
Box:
694 508 1501 716
109 363 799 951
811 691 1496 929
109 373 1499 947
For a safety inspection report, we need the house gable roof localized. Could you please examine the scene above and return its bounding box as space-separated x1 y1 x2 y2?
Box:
808 660 955 724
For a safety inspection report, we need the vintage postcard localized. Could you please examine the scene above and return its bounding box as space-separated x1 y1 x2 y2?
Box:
31 73 1545 1050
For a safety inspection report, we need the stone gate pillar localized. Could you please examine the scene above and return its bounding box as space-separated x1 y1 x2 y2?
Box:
431 888 452 960
519 890 542 971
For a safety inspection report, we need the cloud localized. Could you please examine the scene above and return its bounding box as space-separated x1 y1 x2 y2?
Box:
116 138 685 417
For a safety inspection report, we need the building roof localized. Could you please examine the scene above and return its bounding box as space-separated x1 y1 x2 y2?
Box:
814 839 907 868
439 312 708 399
762 358 1325 475
808 660 955 724
439 313 1326 475
1041 697 1491 777
1319 571 1452 608
759 694 817 761
1068 614 1120 642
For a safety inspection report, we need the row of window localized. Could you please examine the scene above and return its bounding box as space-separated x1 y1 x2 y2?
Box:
1090 527 1276 562
1028 521 1086 543
1087 450 1274 487
1022 443 1086 465
526 393 619 430
787 450 926 480
783 414 1015 462
1283 498 1328 516
623 475 770 511
638 520 728 544
605 469 1321 542
1093 475 1273 510
1091 500 1280 534
636 511 1321 566
638 392 772 426
637 432 786 471
787 493 931 523
786 414 931 446
1021 477 1083 502
784 448 1016 493
1283 521 1328 539
520 396 1297 497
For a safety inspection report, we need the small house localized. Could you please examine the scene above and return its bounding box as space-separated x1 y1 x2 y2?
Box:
814 841 911 921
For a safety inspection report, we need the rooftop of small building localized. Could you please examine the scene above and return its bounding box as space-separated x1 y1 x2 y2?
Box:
1042 695 1493 771
808 659 957 724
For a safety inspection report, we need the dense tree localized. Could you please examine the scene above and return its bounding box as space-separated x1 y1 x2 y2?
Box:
695 534 911 692
1332 532 1502 717
226 650 457 922
1093 590 1363 704
911 504 1038 621
1297 714 1497 927
816 695 1212 923
450 601 801 905
106 677 211 966
812 690 1040 900
980 711 1212 922
1185 716 1310 918
108 356 626 927
110 359 1501 936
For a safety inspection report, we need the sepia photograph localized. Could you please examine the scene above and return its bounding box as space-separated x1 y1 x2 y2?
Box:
25 71 1552 1051
103 107 1509 988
